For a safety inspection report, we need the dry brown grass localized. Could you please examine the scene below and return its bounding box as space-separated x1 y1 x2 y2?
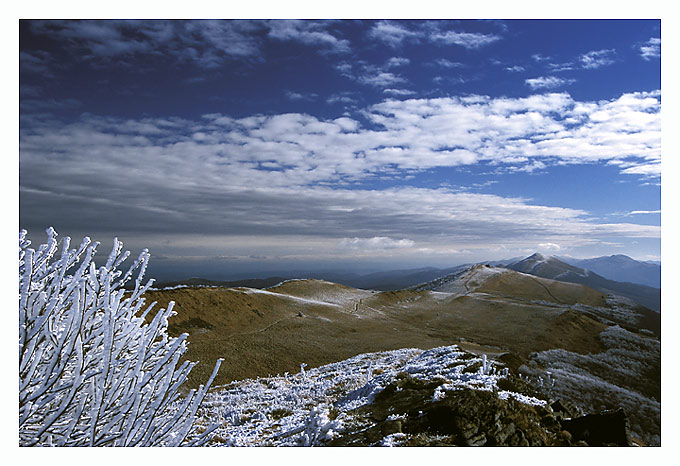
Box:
144 269 622 390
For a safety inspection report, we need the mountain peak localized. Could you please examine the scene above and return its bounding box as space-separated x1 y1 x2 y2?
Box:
526 252 548 262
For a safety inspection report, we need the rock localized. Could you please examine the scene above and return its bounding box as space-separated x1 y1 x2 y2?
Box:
550 399 583 419
327 374 566 446
381 419 402 436
561 408 631 446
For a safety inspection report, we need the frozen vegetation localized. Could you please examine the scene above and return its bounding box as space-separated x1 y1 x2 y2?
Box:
19 228 221 446
196 345 545 446
519 325 660 445
19 227 659 447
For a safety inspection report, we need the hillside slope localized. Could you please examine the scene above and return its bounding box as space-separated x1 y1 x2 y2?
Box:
148 267 660 445
147 267 658 388
560 254 660 288
506 253 661 312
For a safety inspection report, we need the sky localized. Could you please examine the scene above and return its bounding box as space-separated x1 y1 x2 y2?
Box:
18 15 663 281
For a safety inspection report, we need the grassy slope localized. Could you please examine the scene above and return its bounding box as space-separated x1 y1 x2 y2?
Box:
146 271 619 389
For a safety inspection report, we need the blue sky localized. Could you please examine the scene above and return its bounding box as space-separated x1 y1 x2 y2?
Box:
18 16 662 280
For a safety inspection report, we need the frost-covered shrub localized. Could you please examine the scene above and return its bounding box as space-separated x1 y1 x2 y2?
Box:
19 228 222 446
297 405 344 446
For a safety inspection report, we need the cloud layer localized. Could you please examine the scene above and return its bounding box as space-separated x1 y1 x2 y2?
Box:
20 90 660 264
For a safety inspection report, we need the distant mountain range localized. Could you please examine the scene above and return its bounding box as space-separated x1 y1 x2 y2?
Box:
155 253 660 312
154 266 471 293
557 254 660 288
506 253 660 312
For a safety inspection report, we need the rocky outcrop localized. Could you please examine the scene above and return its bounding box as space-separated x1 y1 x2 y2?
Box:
325 374 632 446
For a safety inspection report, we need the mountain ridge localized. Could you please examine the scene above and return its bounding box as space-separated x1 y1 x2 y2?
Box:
155 253 658 292
505 254 660 312
557 254 661 288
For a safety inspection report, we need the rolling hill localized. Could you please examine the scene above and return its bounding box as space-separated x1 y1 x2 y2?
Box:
147 263 660 444
148 265 658 386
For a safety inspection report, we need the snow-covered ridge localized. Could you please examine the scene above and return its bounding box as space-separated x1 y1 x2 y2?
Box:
197 345 546 446
237 286 345 308
412 264 506 295
149 283 221 291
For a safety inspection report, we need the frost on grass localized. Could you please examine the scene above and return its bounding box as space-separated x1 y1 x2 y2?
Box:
19 228 221 446
519 325 660 446
197 345 545 446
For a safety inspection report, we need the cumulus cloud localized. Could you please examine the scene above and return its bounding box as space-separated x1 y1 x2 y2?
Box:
19 90 660 262
525 76 576 90
367 21 419 47
21 90 660 190
367 21 502 51
639 37 661 60
359 71 406 87
326 92 360 106
385 57 410 68
579 49 616 69
429 30 501 49
383 88 416 96
267 20 350 53
336 60 409 89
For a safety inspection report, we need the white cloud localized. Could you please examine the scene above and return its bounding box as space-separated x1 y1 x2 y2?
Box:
368 21 502 51
620 163 661 178
338 237 415 251
367 21 419 47
579 49 616 69
20 90 661 259
327 92 359 106
627 210 661 215
359 72 406 88
285 90 318 101
383 88 416 96
505 65 525 72
335 60 410 89
429 30 501 49
547 62 575 72
435 58 465 68
266 20 350 53
385 57 410 68
21 91 660 187
639 37 661 60
525 76 576 90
